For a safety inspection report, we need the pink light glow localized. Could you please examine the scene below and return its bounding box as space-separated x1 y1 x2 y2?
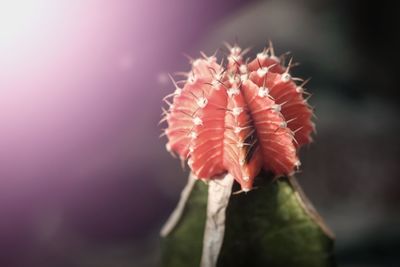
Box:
0 1 149 183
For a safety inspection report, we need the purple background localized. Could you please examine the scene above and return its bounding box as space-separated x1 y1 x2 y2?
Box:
0 0 399 266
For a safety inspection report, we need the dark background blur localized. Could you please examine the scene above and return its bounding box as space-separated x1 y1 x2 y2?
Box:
0 0 399 266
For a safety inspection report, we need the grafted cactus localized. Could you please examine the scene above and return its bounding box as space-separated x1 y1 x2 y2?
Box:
160 42 335 267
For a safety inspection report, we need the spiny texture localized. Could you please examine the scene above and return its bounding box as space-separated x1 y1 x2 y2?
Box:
161 43 314 191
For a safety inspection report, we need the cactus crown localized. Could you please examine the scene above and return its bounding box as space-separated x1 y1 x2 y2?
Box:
161 42 314 192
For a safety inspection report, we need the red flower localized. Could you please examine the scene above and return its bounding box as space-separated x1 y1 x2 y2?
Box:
162 43 314 191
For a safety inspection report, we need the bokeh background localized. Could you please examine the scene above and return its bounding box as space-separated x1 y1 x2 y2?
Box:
0 0 399 266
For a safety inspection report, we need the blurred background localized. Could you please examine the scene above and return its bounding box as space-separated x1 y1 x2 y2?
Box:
0 0 399 266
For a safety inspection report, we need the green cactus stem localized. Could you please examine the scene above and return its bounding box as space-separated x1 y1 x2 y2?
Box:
161 172 336 267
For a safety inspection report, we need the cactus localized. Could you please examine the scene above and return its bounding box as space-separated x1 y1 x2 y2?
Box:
160 42 335 267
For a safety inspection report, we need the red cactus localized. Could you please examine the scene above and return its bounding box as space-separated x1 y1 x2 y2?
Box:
161 42 314 192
